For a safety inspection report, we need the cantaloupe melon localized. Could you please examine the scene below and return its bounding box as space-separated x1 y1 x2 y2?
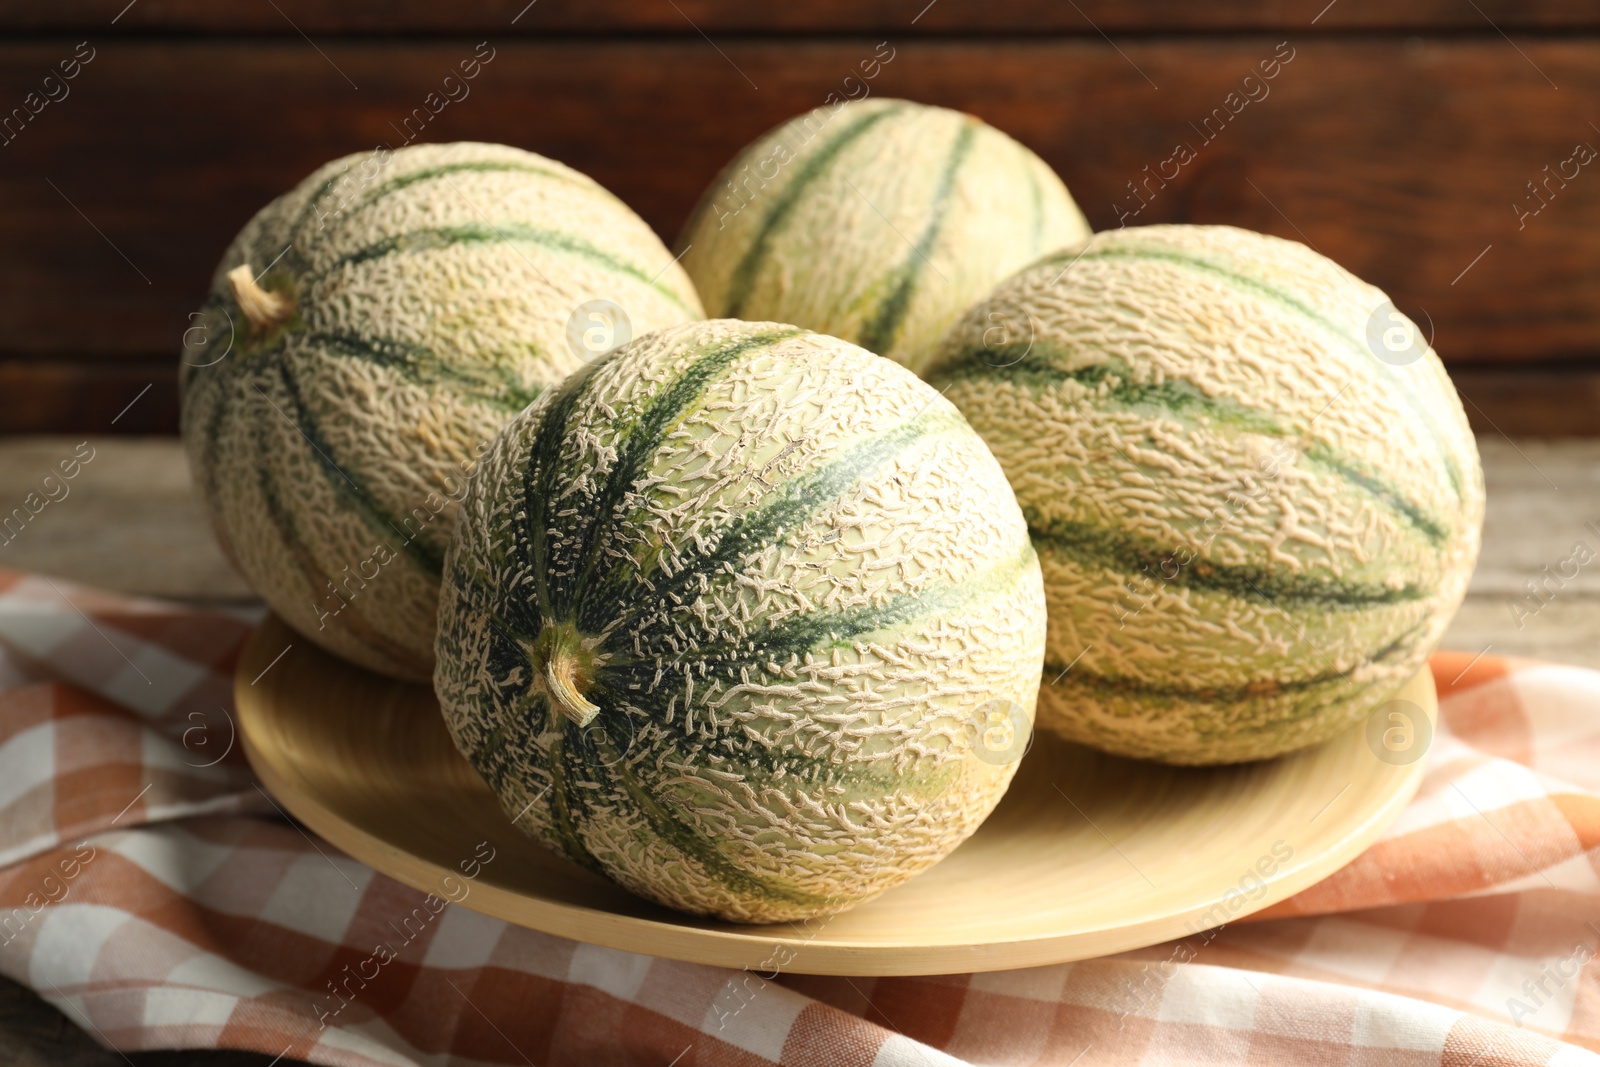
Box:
435 319 1046 921
676 99 1090 374
180 142 701 681
924 224 1483 764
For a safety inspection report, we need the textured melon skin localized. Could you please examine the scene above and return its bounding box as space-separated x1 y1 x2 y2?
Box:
435 320 1046 922
676 98 1090 375
923 224 1484 765
180 142 702 682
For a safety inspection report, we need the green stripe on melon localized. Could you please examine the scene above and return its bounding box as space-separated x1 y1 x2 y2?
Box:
435 320 1047 923
924 224 1483 765
677 98 1091 374
180 142 703 682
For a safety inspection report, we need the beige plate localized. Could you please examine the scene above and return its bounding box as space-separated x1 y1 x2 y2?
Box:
237 614 1435 976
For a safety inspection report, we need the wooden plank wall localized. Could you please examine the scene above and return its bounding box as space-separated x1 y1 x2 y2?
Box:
1 1 1597 434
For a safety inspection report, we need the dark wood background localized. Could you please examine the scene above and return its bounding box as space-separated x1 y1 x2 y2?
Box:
3 1 1599 435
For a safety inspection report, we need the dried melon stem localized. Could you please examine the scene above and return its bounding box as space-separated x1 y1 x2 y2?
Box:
527 622 602 728
227 264 293 333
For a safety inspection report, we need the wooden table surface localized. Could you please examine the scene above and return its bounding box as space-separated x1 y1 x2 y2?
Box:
0 432 1595 1064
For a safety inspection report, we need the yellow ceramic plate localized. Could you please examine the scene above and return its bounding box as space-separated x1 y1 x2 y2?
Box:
237 614 1433 976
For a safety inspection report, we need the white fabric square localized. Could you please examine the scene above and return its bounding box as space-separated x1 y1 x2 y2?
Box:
110 824 234 898
0 607 81 659
0 721 52 812
102 643 206 718
164 952 282 1000
1478 851 1600 896
1478 951 1581 1038
1348 991 1457 1050
1446 759 1555 816
142 986 239 1029
258 853 370 944
419 904 506 971
29 904 132 988
1155 964 1261 1029
703 975 807 1062
969 961 1071 1002
871 1033 969 1066
1291 918 1410 986
567 942 652 1002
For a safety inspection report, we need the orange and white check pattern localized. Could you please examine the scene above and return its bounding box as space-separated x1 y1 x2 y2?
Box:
1 567 1597 1066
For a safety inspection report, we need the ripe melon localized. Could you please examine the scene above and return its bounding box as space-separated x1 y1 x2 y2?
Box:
434 319 1046 922
923 224 1484 765
676 98 1090 375
180 142 702 682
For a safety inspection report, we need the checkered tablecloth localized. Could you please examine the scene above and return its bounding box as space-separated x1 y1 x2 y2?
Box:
2 566 1598 1066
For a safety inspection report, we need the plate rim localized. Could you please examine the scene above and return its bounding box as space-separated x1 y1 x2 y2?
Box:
236 614 1434 976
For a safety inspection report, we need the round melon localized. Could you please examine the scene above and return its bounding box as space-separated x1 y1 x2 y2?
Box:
923 224 1484 765
434 319 1046 922
675 98 1090 375
180 142 702 682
